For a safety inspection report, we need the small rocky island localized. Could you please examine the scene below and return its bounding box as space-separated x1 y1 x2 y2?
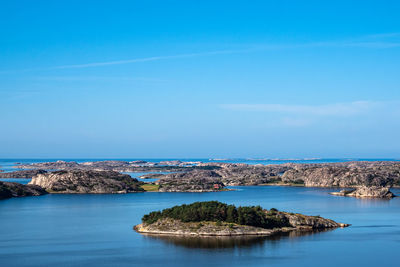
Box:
134 201 349 236
29 170 145 193
330 186 395 198
0 181 47 200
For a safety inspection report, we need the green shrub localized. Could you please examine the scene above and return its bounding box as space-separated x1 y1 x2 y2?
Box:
141 201 290 229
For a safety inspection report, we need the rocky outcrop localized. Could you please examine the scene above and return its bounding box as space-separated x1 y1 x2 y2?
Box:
158 166 289 187
158 160 184 166
281 162 400 187
155 161 400 188
0 181 47 200
282 212 347 228
0 169 47 178
330 186 395 198
135 218 276 236
157 176 225 192
29 170 144 194
215 165 289 186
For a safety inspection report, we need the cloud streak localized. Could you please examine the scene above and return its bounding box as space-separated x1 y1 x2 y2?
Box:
0 49 255 74
50 49 254 70
32 75 168 82
220 101 377 116
51 35 400 70
1 32 400 74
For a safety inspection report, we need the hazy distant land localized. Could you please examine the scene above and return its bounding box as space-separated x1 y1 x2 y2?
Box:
1 159 398 200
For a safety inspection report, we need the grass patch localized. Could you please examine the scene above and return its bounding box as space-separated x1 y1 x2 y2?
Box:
140 184 160 192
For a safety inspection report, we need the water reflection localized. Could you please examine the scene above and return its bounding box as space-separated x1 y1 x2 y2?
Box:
141 229 335 249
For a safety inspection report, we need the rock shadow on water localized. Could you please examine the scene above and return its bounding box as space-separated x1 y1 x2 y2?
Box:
140 229 335 249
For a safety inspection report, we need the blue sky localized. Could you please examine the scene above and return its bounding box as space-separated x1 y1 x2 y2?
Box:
1 0 400 158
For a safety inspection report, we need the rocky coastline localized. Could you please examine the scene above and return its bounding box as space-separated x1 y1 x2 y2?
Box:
280 162 400 187
135 217 349 237
330 186 395 198
12 160 400 188
152 161 400 188
156 176 226 192
2 160 400 198
0 181 47 200
135 218 280 236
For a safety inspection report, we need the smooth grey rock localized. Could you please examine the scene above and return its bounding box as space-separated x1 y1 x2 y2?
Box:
29 170 144 194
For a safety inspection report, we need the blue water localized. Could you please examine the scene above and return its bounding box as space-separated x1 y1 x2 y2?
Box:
1 159 400 266
0 186 399 267
0 178 31 184
123 172 170 183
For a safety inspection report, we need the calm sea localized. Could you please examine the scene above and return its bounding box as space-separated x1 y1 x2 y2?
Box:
1 159 399 266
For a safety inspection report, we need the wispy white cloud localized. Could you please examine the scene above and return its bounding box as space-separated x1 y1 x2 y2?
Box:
220 101 376 116
29 36 400 70
1 32 400 74
0 49 255 74
50 49 253 70
32 76 168 82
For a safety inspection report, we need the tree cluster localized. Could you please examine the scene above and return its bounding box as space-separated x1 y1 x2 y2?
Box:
142 201 290 229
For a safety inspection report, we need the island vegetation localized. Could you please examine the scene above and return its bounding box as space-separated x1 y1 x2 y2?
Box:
142 201 289 228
